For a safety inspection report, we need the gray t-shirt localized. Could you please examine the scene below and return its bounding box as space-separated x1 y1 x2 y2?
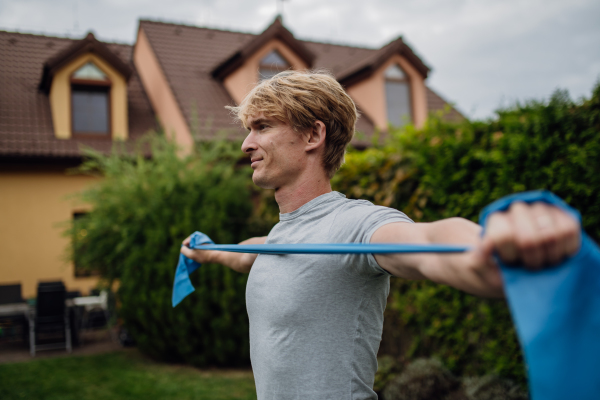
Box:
246 191 413 400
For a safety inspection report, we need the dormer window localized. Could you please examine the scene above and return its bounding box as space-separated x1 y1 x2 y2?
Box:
385 64 412 127
71 62 110 135
259 50 290 80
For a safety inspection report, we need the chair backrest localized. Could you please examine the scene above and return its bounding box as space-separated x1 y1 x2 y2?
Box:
0 283 24 305
66 290 82 300
36 281 66 318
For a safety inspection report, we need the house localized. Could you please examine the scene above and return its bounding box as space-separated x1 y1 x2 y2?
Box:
0 17 462 298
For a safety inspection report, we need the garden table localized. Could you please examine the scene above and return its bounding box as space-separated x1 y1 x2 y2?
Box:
0 303 29 317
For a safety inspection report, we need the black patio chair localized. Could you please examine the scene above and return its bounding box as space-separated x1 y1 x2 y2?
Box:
0 283 28 343
29 281 71 356
0 283 24 305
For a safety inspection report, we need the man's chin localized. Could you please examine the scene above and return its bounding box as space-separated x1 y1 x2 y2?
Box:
252 173 276 190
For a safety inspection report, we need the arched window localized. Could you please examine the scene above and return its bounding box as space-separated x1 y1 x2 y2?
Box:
71 62 110 135
385 64 412 127
259 50 290 81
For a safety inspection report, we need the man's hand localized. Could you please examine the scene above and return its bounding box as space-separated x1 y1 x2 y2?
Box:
180 235 267 274
180 235 216 265
483 201 581 269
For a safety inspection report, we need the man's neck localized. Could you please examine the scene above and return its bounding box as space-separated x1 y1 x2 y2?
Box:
274 174 332 214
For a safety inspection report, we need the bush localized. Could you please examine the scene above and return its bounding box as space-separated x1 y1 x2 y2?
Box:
397 85 600 238
69 133 270 366
379 358 528 400
462 374 528 400
335 83 600 384
382 358 460 400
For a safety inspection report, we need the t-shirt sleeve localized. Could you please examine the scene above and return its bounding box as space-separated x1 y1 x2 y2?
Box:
329 201 414 276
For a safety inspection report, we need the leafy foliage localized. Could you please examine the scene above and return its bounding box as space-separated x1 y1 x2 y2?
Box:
69 134 269 366
378 357 528 400
381 358 460 400
336 83 600 384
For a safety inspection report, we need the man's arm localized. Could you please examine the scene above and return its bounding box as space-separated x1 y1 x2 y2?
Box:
372 202 581 298
180 236 267 273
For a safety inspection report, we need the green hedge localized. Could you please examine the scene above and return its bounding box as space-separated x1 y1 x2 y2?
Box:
334 83 600 384
69 135 269 366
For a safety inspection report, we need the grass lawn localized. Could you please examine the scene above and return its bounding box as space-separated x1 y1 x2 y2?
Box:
0 350 257 400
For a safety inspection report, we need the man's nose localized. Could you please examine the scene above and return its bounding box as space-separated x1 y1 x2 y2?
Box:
241 131 257 154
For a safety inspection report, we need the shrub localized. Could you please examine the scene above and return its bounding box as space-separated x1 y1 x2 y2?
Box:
374 355 400 394
462 374 528 400
69 133 269 366
382 358 460 400
379 358 528 400
396 85 600 238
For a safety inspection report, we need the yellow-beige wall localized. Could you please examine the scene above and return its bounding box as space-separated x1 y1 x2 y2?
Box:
223 38 310 104
347 54 428 130
0 171 99 298
133 28 193 151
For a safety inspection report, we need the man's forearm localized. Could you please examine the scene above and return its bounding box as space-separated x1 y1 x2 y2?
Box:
206 236 267 273
373 218 504 298
411 219 505 297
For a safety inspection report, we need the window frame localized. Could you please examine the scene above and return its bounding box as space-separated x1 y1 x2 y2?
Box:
384 63 414 127
258 49 291 81
70 76 112 139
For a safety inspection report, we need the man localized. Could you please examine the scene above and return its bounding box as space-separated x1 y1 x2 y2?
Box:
181 71 580 399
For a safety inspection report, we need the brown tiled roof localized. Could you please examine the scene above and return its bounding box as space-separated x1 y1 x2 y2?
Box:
140 19 385 139
336 37 430 86
212 16 315 80
137 20 251 140
301 40 376 79
0 21 463 160
0 30 156 160
139 19 461 140
426 87 465 122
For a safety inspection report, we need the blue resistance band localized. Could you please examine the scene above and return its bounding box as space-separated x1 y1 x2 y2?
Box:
172 241 470 307
172 190 600 400
187 243 471 255
479 191 600 400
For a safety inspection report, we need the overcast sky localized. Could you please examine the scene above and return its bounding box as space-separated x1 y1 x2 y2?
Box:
1 0 599 119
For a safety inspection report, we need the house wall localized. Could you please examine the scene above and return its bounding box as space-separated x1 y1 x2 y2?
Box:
223 38 310 105
50 53 129 140
133 28 193 151
0 171 99 298
347 54 428 130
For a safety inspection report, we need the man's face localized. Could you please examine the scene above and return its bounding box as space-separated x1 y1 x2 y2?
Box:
241 114 307 190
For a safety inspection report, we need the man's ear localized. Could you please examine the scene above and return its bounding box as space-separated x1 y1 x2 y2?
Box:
305 120 326 152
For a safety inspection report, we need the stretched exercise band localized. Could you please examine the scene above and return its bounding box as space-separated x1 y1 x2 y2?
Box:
186 243 471 255
172 240 470 308
172 191 600 400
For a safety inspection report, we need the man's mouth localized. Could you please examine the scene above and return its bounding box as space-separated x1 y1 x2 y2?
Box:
251 158 263 168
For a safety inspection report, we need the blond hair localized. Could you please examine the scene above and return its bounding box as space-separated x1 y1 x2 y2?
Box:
228 70 358 178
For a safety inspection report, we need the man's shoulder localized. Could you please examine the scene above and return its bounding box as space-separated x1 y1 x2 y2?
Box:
329 195 378 212
330 197 414 239
334 197 411 220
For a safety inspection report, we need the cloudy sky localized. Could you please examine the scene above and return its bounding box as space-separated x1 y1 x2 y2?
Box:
1 0 598 119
